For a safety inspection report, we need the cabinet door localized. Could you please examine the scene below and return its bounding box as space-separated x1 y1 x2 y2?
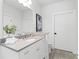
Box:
19 46 38 59
0 46 19 59
43 39 49 59
19 38 49 59
35 39 46 59
37 41 44 59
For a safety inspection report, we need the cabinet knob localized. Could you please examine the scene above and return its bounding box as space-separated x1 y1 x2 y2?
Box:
54 33 57 35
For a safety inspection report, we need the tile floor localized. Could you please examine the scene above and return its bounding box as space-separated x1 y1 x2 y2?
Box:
49 49 77 59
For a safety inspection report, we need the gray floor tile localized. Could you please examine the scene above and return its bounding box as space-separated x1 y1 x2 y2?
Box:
49 49 77 59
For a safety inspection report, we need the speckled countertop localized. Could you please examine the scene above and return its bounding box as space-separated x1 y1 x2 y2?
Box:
1 32 48 52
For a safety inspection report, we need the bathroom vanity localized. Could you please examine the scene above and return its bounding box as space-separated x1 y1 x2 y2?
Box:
0 33 49 59
0 0 49 59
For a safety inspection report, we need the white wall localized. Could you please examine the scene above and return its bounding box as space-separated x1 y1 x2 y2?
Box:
41 0 77 54
0 0 3 38
0 0 3 58
21 10 35 32
31 0 41 14
21 0 41 33
29 0 41 32
3 3 23 35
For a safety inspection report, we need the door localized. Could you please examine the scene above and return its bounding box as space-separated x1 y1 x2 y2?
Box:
54 10 77 53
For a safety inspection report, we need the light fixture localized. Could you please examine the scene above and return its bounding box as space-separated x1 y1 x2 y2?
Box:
18 0 32 7
18 0 24 3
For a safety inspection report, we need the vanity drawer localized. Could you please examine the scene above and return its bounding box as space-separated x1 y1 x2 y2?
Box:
32 39 45 59
19 45 36 59
19 39 45 59
19 39 42 54
19 40 42 59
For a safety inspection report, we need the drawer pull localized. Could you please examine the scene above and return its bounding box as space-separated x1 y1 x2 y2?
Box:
24 51 30 55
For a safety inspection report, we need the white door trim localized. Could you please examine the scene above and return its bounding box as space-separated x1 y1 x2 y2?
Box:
52 9 75 16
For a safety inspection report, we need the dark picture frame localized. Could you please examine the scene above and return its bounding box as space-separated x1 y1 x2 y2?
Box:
36 14 42 32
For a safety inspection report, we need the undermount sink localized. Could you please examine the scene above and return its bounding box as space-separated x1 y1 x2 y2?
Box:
15 34 31 39
0 37 18 44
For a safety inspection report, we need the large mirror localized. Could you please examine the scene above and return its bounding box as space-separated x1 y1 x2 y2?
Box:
3 0 35 37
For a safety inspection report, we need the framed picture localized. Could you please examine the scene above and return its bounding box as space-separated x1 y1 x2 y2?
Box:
36 14 42 32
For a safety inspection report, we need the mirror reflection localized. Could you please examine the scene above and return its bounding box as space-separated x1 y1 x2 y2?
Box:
3 0 34 37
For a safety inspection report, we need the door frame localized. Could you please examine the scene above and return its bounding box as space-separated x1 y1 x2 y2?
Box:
52 9 76 49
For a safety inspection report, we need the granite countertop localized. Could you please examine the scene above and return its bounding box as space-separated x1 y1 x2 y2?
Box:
0 32 48 52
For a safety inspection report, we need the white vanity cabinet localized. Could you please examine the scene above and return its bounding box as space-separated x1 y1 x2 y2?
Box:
19 38 49 59
19 44 38 59
0 38 49 59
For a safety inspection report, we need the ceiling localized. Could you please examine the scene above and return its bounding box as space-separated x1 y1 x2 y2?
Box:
4 0 32 11
4 0 67 9
37 0 64 6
